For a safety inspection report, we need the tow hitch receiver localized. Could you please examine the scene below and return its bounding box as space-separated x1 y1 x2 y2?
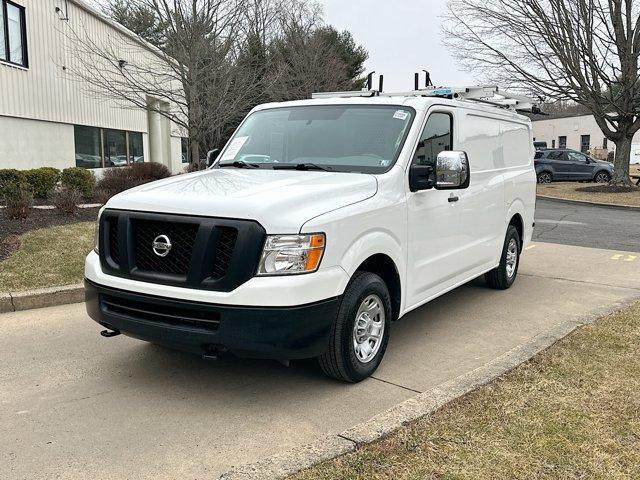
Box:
100 329 121 338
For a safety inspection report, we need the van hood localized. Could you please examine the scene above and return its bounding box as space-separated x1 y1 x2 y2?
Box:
105 168 378 232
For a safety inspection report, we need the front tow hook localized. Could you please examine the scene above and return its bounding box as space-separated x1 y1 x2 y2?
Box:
100 329 121 338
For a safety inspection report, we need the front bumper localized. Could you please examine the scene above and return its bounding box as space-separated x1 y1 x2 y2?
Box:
85 279 341 359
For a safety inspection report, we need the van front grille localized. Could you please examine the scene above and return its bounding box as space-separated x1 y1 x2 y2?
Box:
133 219 199 276
99 210 265 292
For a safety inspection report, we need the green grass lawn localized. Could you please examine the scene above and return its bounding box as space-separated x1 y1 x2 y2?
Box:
292 303 640 480
0 222 94 292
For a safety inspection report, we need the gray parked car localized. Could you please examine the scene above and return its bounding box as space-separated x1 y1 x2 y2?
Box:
534 149 614 184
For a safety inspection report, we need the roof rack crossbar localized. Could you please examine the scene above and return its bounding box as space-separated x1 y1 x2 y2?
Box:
310 85 542 113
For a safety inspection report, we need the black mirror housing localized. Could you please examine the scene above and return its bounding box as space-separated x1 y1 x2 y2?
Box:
206 149 220 167
409 165 434 192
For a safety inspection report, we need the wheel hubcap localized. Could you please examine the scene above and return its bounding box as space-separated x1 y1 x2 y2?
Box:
539 173 551 183
352 294 385 364
506 238 518 279
596 173 608 183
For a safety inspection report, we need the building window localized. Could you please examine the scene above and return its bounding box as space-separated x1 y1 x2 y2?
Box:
580 135 590 153
558 136 567 149
0 0 28 67
103 129 127 167
128 131 144 163
181 138 190 163
413 112 452 166
603 137 608 149
74 125 145 169
74 126 103 169
552 139 556 148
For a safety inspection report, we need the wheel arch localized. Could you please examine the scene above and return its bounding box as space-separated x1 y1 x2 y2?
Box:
354 254 402 322
340 231 404 322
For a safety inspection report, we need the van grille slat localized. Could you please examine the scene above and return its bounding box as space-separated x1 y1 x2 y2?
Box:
100 294 220 332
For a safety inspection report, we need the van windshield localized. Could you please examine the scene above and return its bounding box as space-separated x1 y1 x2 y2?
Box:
216 105 415 173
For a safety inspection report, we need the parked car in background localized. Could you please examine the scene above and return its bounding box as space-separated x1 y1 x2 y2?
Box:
533 141 547 149
534 149 614 183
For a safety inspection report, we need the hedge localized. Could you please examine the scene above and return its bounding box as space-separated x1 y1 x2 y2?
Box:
60 167 96 198
24 167 61 198
0 169 27 198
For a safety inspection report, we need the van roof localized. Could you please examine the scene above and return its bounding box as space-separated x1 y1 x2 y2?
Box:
253 95 532 122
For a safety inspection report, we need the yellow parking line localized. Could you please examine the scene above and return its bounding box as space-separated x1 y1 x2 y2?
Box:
611 254 637 262
525 244 536 251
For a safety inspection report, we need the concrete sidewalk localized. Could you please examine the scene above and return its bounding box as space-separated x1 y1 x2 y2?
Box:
1 242 639 480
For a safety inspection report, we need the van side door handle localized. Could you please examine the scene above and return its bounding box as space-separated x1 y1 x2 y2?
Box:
448 195 459 203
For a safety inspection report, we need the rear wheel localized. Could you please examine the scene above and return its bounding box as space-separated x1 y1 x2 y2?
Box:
485 225 521 290
537 171 552 184
594 171 610 183
318 272 391 382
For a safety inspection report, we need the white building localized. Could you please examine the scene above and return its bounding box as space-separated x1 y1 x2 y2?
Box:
0 0 187 174
532 114 640 163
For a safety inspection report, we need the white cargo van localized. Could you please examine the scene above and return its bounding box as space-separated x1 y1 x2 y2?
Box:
85 86 537 382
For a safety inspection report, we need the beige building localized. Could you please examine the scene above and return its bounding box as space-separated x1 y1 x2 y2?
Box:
532 114 640 163
0 0 187 174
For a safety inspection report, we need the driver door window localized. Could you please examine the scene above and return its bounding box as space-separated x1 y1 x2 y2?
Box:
412 113 452 167
567 151 593 179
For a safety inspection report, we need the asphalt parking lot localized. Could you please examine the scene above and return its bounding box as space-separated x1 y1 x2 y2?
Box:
534 198 640 251
1 199 639 479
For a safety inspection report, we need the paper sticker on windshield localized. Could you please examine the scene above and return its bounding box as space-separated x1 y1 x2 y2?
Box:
393 110 409 121
221 136 249 161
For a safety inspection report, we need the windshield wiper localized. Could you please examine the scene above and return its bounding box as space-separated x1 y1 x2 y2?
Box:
272 163 333 171
219 161 261 169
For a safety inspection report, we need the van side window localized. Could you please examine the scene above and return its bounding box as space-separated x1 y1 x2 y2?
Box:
412 113 452 166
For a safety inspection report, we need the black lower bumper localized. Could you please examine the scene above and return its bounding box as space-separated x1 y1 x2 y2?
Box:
84 279 340 359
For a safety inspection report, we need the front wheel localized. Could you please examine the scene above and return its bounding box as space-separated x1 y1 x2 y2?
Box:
537 172 552 184
318 272 391 382
594 171 610 183
485 225 521 290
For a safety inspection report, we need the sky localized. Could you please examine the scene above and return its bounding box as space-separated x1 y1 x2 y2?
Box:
319 0 475 91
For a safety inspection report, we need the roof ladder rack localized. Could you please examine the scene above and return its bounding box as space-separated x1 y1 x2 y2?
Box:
311 85 543 113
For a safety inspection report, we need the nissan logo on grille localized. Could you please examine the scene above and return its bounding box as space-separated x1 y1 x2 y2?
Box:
152 235 172 257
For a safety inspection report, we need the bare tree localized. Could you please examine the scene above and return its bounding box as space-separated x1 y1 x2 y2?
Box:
443 0 640 186
65 0 256 162
68 0 367 164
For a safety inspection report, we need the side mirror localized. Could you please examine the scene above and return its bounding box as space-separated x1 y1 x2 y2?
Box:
206 148 220 167
434 151 470 189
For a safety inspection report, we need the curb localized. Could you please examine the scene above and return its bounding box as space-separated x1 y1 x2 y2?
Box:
218 295 640 480
0 284 84 313
537 194 640 211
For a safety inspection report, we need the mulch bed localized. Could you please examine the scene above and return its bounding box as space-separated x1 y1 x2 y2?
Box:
576 185 639 193
0 207 100 261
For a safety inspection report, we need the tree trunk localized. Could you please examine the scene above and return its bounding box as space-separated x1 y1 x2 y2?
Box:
611 137 633 187
190 138 201 168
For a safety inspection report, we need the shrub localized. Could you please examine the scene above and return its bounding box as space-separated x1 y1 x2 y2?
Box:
60 167 95 199
93 187 114 205
50 186 83 216
185 161 206 173
0 169 27 198
128 162 171 182
95 162 171 200
3 182 33 219
24 167 61 198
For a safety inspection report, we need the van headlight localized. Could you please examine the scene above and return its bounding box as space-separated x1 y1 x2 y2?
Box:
257 233 325 275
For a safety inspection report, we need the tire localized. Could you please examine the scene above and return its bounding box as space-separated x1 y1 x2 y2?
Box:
594 171 610 183
537 171 552 184
485 225 521 290
318 272 392 383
